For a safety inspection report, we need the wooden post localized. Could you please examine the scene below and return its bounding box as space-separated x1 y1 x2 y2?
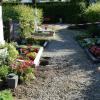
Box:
9 19 14 41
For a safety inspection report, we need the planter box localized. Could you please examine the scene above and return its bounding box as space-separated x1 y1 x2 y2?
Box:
30 31 55 40
16 47 44 67
32 32 55 37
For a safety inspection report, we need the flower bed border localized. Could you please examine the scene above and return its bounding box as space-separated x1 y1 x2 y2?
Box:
77 40 100 63
84 48 100 63
34 47 44 67
16 47 44 67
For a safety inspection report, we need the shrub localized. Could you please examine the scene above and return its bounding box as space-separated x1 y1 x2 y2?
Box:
3 2 86 24
6 43 18 64
11 61 35 82
3 4 43 38
0 65 9 78
0 90 13 100
36 1 86 23
84 3 100 22
0 44 7 65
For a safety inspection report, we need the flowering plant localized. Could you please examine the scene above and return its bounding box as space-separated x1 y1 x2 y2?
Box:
18 45 39 54
11 60 34 75
89 45 100 56
10 60 35 82
26 52 37 60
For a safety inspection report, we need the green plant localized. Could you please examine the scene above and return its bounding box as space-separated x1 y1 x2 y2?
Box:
11 61 35 82
0 44 6 49
84 3 100 22
6 43 18 64
0 65 9 79
26 52 37 60
87 24 100 36
0 44 7 65
37 1 86 23
3 4 43 38
0 90 13 100
3 2 86 24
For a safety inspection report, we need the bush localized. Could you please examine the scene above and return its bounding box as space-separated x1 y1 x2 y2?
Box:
84 3 100 22
0 65 9 78
3 4 43 38
0 90 13 100
3 2 86 24
6 43 18 64
36 1 86 23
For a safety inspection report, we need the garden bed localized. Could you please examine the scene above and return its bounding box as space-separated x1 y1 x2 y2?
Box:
76 36 100 63
31 30 55 37
16 45 44 67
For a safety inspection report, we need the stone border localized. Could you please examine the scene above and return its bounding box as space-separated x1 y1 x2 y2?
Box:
84 48 100 63
34 47 44 67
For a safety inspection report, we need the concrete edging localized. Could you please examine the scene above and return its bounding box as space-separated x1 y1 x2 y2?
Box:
34 47 44 67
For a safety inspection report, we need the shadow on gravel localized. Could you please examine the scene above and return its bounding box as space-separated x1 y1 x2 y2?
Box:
45 26 100 100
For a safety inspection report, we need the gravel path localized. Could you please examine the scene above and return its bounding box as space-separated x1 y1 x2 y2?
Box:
14 25 100 100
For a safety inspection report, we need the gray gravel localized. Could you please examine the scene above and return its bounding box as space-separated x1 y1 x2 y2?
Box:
13 25 100 100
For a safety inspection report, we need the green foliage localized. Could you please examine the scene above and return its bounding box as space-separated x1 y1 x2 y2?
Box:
0 90 13 100
0 65 9 78
3 4 43 38
22 67 36 82
87 25 100 34
0 44 6 49
84 3 100 22
24 67 34 75
6 43 18 64
36 2 86 23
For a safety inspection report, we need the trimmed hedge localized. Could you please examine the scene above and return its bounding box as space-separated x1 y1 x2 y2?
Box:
37 2 86 23
3 2 86 24
84 3 100 22
3 4 43 38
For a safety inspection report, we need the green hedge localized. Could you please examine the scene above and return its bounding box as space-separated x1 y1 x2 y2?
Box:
37 2 86 23
3 2 86 24
84 3 100 22
3 4 43 38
